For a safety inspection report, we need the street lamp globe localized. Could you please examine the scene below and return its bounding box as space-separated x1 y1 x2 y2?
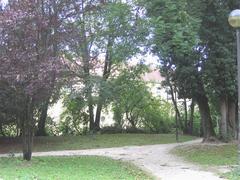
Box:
229 9 240 165
229 9 240 28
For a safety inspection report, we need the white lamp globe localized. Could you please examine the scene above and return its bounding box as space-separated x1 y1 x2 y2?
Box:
229 9 240 28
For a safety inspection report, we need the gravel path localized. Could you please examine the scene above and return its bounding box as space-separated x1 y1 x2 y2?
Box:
0 139 225 180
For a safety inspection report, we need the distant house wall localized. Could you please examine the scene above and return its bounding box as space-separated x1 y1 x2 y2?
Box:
142 69 170 100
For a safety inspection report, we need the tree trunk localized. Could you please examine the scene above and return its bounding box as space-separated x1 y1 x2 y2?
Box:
219 96 228 141
167 75 183 130
175 106 179 142
80 24 94 131
36 99 50 136
22 98 34 161
126 111 136 129
189 99 195 135
0 123 5 136
94 102 103 131
183 98 188 134
79 11 96 132
94 38 112 131
88 91 95 132
129 119 136 129
235 98 239 140
196 94 216 142
228 100 237 139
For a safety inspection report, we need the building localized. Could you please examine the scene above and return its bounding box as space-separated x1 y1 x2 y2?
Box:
142 69 169 100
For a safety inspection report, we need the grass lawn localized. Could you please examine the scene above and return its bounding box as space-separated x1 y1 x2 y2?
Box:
224 167 240 180
172 144 238 180
0 156 152 180
0 133 195 154
172 144 237 166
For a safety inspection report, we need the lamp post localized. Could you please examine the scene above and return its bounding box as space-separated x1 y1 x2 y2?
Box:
229 9 240 165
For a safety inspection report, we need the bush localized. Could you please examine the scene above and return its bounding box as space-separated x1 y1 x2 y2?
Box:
100 126 123 134
45 116 58 136
101 126 148 134
58 95 89 135
125 127 146 134
192 110 201 136
1 123 18 137
142 99 175 133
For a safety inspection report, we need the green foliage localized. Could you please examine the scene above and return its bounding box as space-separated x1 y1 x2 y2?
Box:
99 2 149 63
192 110 201 136
59 95 89 135
208 102 221 134
0 156 152 180
142 99 174 133
112 106 124 128
44 116 58 136
200 0 238 100
63 0 150 132
141 0 239 140
143 0 200 57
111 65 151 128
142 0 202 100
1 124 18 137
111 65 175 133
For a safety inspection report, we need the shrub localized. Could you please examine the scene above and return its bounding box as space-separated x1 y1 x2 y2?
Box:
125 127 146 134
45 116 58 136
58 95 89 135
1 123 18 137
100 126 123 134
192 110 201 136
142 99 175 133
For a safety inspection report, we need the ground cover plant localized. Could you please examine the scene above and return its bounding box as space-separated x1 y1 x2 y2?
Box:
173 144 237 166
0 156 152 180
173 143 238 179
224 167 240 180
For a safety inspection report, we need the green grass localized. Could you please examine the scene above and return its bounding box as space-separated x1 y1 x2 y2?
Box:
0 156 152 180
1 134 196 153
173 143 240 179
223 167 240 180
173 144 237 166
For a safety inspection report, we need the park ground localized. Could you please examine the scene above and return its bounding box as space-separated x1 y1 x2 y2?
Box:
0 134 238 179
173 142 238 179
0 134 194 153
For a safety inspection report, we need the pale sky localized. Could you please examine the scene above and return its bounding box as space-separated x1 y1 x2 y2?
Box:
1 0 8 6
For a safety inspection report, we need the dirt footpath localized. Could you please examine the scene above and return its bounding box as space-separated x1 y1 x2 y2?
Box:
0 139 226 180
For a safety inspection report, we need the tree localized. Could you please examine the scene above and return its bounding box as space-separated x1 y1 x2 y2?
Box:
65 0 148 132
0 0 66 160
141 0 240 141
198 0 238 141
111 65 150 129
141 0 217 141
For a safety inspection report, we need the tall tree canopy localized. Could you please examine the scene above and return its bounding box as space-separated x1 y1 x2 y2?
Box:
141 0 239 141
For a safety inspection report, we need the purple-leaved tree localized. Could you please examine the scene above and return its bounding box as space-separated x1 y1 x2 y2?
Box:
0 0 68 160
